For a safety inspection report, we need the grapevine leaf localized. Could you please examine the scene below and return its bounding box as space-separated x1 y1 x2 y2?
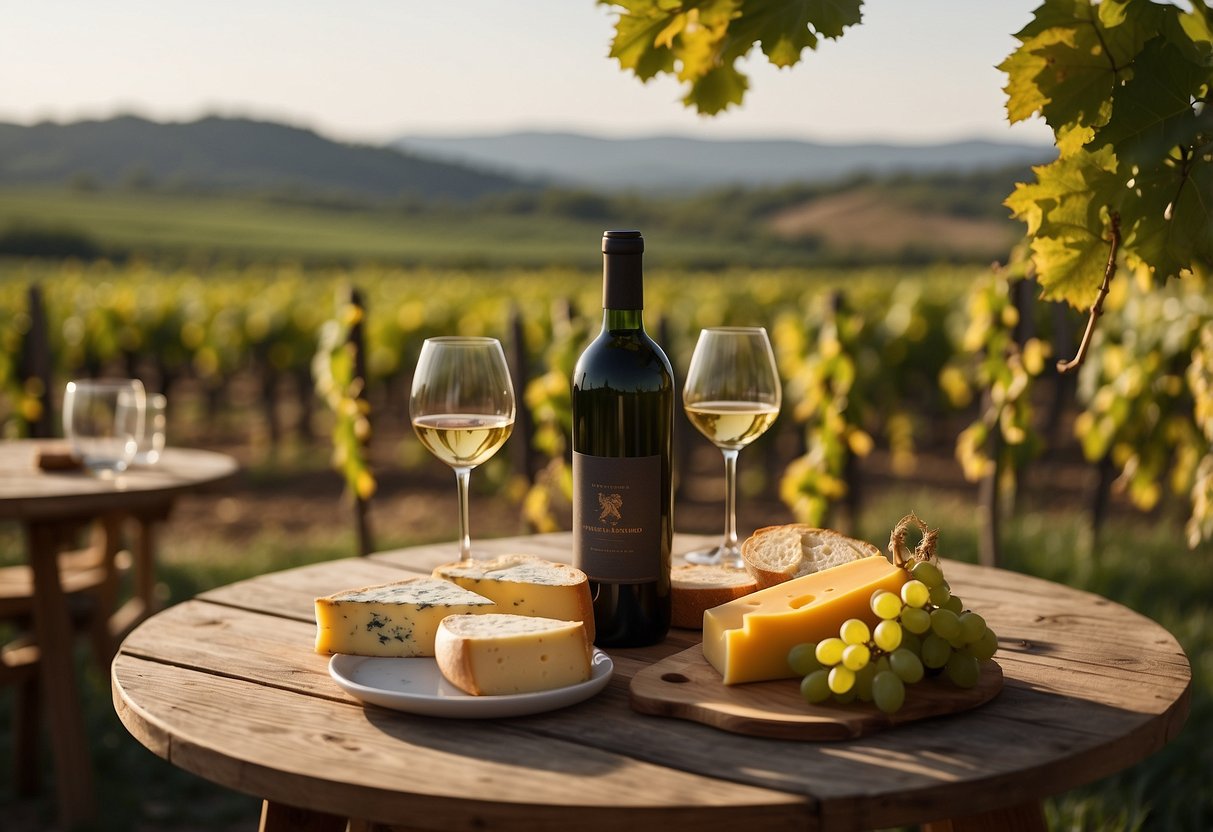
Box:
1006 147 1123 307
607 3 679 81
683 63 749 114
743 0 818 66
1032 25 1116 135
801 0 863 39
1000 45 1051 124
1175 6 1213 66
1094 36 1213 168
1124 150 1213 280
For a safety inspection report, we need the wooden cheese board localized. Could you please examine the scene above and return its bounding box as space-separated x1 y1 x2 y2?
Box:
629 644 1002 740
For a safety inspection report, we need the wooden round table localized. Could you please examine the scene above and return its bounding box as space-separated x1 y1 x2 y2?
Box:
112 532 1191 832
0 440 237 828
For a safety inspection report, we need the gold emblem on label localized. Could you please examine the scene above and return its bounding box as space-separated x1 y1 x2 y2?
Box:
597 492 623 526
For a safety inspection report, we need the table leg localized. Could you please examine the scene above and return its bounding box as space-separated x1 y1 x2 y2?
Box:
922 800 1047 832
27 520 96 828
259 800 349 832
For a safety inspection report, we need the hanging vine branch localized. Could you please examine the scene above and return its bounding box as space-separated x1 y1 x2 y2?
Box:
1057 212 1120 375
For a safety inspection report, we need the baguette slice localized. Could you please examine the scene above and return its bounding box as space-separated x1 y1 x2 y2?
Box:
670 564 758 630
435 614 592 696
740 524 881 589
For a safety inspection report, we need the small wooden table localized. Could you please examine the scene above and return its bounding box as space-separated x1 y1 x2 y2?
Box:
112 532 1191 832
0 440 237 828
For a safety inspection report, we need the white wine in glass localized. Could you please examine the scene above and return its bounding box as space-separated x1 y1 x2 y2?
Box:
410 337 515 564
682 327 781 568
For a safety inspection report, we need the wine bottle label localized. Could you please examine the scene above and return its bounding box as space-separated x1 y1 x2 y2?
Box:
573 451 662 583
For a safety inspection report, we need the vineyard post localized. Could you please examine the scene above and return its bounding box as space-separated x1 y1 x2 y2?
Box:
507 306 536 483
20 284 54 438
350 286 373 557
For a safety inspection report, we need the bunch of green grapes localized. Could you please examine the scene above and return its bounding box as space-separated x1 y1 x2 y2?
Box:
788 559 998 715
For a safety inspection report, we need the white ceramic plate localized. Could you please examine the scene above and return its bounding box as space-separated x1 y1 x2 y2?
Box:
329 649 614 719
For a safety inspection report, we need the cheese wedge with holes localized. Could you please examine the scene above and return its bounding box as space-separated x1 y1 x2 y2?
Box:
435 614 592 695
703 557 908 685
315 577 496 657
433 554 595 643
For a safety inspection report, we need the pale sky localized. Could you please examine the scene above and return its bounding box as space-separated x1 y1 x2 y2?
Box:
3 0 1052 146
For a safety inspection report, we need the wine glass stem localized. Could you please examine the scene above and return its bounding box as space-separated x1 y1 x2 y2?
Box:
721 448 740 554
455 466 472 563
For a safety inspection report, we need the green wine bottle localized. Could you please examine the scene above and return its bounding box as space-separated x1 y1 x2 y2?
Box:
572 230 673 647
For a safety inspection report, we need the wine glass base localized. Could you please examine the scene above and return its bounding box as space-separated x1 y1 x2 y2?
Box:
682 545 744 570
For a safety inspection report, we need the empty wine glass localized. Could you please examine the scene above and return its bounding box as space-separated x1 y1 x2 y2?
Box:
682 327 781 567
410 337 515 563
133 393 167 465
63 378 146 477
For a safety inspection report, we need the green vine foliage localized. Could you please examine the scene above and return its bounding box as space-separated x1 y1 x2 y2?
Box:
1001 0 1213 303
600 0 865 114
313 290 375 503
1074 274 1212 536
944 266 1051 490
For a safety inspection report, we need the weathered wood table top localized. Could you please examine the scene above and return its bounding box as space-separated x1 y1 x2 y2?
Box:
112 532 1191 832
0 439 237 829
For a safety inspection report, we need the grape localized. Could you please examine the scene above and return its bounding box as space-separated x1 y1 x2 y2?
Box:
842 643 871 671
958 612 987 644
900 606 931 634
872 671 906 714
801 670 831 703
816 637 845 666
946 633 968 650
899 631 922 656
871 590 903 620
910 560 944 589
928 583 951 607
873 655 892 675
840 618 870 645
873 619 903 651
828 665 856 694
901 580 930 608
922 634 952 669
888 648 924 683
832 686 857 704
946 651 981 688
944 595 964 615
930 608 961 641
854 664 876 702
788 642 822 676
970 628 998 661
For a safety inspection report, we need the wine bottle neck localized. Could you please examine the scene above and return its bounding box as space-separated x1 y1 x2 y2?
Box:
603 308 644 332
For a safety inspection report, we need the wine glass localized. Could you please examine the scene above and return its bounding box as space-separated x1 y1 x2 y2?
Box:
410 337 516 564
133 393 167 465
682 327 781 567
63 378 146 477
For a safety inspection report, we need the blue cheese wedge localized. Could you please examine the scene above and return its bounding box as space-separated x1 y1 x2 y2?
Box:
314 577 495 657
434 613 592 695
433 554 596 643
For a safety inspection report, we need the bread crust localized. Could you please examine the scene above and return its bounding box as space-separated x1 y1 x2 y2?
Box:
670 564 758 629
740 524 881 589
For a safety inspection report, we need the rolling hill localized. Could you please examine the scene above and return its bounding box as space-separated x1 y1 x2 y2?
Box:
394 131 1054 192
0 116 531 200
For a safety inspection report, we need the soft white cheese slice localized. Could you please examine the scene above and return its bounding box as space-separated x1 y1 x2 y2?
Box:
434 554 596 642
315 577 495 657
434 613 592 696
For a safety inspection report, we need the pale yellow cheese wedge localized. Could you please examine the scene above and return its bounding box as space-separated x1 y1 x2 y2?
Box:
703 556 908 685
435 613 592 695
434 554 595 643
315 577 496 657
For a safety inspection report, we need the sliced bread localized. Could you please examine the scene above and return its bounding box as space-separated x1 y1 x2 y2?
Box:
740 524 881 589
670 563 758 630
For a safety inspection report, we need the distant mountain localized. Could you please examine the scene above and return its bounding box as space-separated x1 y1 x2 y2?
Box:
394 131 1054 192
0 116 531 200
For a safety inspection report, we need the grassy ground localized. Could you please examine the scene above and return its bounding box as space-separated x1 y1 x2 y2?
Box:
0 475 1208 831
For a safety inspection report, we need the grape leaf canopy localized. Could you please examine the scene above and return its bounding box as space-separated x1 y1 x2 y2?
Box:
601 0 1213 367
